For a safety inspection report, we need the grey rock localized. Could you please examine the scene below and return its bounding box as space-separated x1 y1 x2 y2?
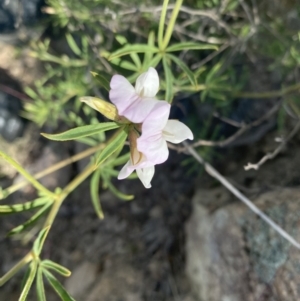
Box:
65 261 98 300
185 188 300 301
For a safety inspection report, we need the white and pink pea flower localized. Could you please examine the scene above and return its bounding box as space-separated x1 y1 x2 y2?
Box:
137 102 194 165
109 67 193 188
109 67 167 123
118 130 155 189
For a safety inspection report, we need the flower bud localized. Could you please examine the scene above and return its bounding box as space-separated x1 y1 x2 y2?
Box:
80 96 129 123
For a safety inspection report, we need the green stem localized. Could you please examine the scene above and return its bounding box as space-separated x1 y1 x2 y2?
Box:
43 164 95 228
158 0 169 48
3 143 105 199
161 0 183 50
0 151 54 198
0 252 33 286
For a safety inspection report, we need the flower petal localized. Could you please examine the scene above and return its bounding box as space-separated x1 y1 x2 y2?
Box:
162 120 194 144
137 135 169 164
122 97 160 123
135 67 159 98
140 101 171 133
136 166 155 188
118 160 134 179
109 75 136 115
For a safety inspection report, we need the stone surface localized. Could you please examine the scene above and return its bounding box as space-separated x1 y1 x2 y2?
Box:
0 123 40 178
185 187 300 301
86 261 143 301
65 261 98 300
13 141 71 193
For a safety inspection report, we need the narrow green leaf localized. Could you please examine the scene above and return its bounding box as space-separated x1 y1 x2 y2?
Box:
108 44 159 60
95 128 127 167
168 54 197 86
24 87 38 99
0 197 51 215
158 0 169 48
90 72 110 91
110 58 137 71
41 122 120 141
130 53 142 69
41 260 71 277
19 261 38 301
90 169 104 219
43 270 75 301
162 57 173 103
206 63 221 83
36 267 46 301
148 53 163 69
143 31 155 67
166 42 218 52
76 137 98 146
209 91 227 101
65 33 81 56
106 181 134 201
110 152 130 166
8 202 52 236
115 35 127 45
33 226 50 256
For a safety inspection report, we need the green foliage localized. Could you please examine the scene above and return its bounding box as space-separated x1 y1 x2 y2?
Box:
43 269 75 301
41 122 120 141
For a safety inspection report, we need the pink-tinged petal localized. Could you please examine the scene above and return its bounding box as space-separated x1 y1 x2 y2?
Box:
109 75 136 115
135 67 159 98
162 120 194 144
141 101 171 134
122 97 159 123
118 160 134 179
136 166 155 188
137 135 169 164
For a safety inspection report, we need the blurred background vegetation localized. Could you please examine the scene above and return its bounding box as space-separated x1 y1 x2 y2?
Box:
8 0 298 153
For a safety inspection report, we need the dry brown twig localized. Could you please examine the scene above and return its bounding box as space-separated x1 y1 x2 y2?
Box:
173 100 281 152
244 120 300 170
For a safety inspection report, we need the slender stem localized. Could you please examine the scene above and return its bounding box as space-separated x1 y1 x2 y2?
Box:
0 252 33 286
161 0 183 50
0 151 54 198
158 0 169 48
43 164 95 228
4 143 105 198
